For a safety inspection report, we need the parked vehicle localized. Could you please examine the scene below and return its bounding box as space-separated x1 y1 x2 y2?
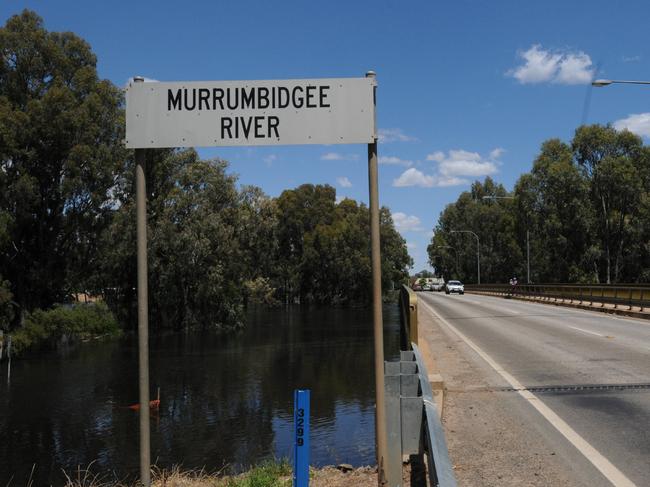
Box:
445 280 464 295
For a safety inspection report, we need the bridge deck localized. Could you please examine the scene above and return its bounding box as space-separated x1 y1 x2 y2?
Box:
417 291 649 487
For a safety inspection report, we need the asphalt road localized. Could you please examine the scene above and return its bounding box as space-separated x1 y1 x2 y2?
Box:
418 292 650 487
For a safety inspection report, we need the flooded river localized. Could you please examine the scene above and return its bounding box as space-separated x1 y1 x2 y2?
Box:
0 303 400 485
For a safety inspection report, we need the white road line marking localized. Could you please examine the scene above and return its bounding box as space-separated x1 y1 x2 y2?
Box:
420 300 637 487
569 326 607 337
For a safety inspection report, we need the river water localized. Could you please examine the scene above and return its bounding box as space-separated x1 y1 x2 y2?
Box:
0 303 400 485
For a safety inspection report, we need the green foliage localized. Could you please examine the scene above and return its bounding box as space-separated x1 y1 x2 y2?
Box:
226 460 291 487
10 302 120 355
98 150 247 331
0 10 125 313
0 275 14 330
276 187 411 304
244 277 280 307
429 124 650 284
0 11 413 338
428 177 520 283
572 125 648 283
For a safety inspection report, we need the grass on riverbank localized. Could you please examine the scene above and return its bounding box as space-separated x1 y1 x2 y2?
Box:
62 461 292 487
61 462 380 487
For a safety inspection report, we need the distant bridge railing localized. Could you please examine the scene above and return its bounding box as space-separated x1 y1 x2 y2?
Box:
465 283 650 312
387 285 456 487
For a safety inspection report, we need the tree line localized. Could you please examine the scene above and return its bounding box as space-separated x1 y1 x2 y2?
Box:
0 10 412 336
428 126 650 285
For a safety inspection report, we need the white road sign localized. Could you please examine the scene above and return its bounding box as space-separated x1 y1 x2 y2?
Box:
125 77 376 148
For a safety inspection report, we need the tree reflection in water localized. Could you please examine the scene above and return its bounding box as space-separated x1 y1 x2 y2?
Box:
0 303 400 486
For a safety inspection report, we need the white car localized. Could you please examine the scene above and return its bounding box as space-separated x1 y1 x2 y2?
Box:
445 280 464 295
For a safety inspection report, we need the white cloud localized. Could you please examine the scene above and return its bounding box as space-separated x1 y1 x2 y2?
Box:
393 168 436 187
263 154 277 165
406 242 417 249
393 212 423 232
394 147 501 188
392 168 470 188
379 156 413 166
613 113 650 138
436 149 498 177
489 147 505 160
321 152 358 161
435 176 470 186
336 176 352 188
426 151 445 162
623 55 641 63
555 52 593 85
378 128 417 143
508 44 594 85
321 152 343 160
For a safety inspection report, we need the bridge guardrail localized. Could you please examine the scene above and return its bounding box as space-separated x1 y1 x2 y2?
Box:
399 284 418 349
465 283 650 312
392 285 456 487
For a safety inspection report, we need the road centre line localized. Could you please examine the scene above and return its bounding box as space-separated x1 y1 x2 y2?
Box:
419 299 637 487
569 326 607 337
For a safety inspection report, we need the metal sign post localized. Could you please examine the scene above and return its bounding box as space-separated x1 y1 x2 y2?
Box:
134 123 151 486
126 73 382 487
365 71 387 486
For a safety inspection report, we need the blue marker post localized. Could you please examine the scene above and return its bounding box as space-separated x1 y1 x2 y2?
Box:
293 389 310 487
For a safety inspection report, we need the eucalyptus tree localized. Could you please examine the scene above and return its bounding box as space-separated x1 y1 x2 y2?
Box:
572 125 647 283
99 150 247 331
0 10 125 314
428 177 521 284
514 139 594 283
277 185 411 303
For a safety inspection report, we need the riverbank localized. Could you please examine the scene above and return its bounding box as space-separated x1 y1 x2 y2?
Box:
61 464 383 487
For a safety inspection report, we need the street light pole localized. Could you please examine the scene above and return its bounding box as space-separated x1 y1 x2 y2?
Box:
592 79 650 87
450 230 480 284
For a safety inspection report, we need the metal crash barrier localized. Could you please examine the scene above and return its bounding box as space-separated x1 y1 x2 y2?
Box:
389 285 457 487
466 283 650 312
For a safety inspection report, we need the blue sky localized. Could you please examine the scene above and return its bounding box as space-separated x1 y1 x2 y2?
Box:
3 0 650 272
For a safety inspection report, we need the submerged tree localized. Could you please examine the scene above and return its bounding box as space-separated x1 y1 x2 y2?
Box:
276 185 411 304
98 150 247 331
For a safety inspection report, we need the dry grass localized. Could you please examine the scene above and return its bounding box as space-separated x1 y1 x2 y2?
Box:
57 462 384 487
61 460 293 487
